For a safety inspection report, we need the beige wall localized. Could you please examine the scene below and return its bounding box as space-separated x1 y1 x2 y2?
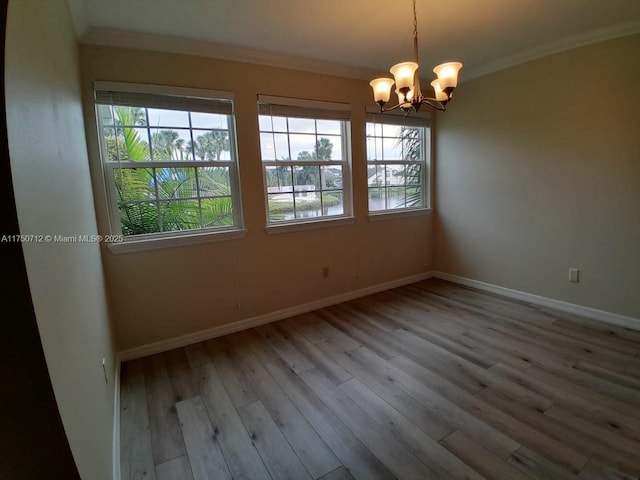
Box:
6 1 116 479
435 34 640 319
80 46 434 350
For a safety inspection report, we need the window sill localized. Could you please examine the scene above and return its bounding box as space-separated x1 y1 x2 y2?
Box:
106 229 247 254
368 208 432 222
265 216 355 235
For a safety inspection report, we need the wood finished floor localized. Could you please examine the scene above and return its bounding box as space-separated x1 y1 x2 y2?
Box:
120 279 640 480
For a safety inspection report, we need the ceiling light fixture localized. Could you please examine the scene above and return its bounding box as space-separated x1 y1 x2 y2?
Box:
369 0 463 114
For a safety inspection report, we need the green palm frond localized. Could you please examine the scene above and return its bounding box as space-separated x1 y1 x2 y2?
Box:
397 126 425 208
114 106 149 161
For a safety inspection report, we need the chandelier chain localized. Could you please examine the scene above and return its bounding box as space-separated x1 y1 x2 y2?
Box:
413 0 419 65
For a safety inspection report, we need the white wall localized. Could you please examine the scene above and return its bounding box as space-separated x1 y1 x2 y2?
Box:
80 46 434 351
435 34 640 320
6 1 116 479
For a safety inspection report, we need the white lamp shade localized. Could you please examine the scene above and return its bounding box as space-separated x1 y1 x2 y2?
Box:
390 62 418 91
369 78 395 103
433 62 463 89
430 80 448 101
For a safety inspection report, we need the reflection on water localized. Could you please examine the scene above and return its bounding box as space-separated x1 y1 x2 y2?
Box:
283 204 344 220
368 195 406 212
278 194 412 220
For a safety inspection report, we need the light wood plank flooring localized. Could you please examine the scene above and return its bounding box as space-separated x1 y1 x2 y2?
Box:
120 279 640 480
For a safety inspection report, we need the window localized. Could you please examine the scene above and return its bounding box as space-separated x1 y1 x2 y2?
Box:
258 96 352 226
366 114 430 214
94 83 243 247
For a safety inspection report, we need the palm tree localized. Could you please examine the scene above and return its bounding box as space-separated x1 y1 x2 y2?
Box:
175 138 186 160
316 137 333 160
294 137 334 186
397 126 424 208
190 130 229 160
151 129 180 160
106 106 235 235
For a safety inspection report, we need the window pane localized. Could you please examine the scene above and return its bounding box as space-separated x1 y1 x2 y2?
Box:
366 122 383 137
317 135 341 160
316 120 341 135
267 193 293 222
102 128 122 162
288 117 315 133
150 128 193 161
265 165 293 190
259 132 276 160
321 165 342 189
322 191 343 216
368 188 385 211
401 127 422 160
98 105 115 126
290 134 317 160
114 168 156 201
159 199 200 232
368 164 382 187
267 116 288 132
367 137 383 161
197 166 231 196
201 197 234 226
386 187 406 209
260 133 290 161
118 202 160 235
116 127 151 161
405 164 423 186
147 108 190 128
294 193 321 219
191 130 231 160
258 115 273 132
384 164 408 186
406 186 424 208
155 168 198 199
259 115 288 132
191 112 227 129
293 166 320 190
113 106 147 126
382 124 402 137
382 137 402 160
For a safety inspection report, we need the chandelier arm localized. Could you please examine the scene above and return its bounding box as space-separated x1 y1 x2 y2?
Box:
378 102 406 113
417 98 447 111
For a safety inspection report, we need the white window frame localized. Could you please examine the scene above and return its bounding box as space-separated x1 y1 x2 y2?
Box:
366 109 432 219
258 95 353 233
94 81 245 253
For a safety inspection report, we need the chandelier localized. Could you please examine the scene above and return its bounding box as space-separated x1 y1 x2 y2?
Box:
369 0 463 113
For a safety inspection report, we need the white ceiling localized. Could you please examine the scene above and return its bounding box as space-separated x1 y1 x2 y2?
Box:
67 0 640 81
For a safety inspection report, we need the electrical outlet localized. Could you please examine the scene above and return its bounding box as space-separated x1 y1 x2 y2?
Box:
568 268 579 283
322 267 329 278
102 357 109 384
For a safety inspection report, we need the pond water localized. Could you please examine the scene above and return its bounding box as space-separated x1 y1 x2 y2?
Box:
279 195 408 220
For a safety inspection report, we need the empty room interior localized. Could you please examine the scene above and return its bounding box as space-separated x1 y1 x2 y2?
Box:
3 0 640 479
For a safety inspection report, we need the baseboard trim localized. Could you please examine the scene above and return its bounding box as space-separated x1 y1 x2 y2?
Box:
112 354 121 480
117 271 434 361
433 271 640 331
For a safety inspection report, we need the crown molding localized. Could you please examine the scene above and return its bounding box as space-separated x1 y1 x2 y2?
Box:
463 20 640 81
80 21 640 85
80 28 379 82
